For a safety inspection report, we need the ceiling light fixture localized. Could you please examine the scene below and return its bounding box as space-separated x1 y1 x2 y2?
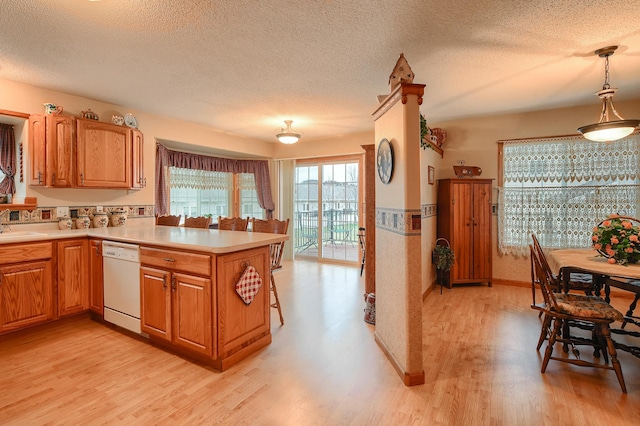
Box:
276 120 301 144
578 46 639 142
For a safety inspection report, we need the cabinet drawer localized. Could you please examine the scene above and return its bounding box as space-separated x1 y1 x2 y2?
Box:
140 247 211 276
0 242 53 265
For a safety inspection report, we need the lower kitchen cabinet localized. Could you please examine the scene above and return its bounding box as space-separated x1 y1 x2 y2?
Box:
140 266 213 356
88 239 104 315
0 242 54 333
57 239 89 317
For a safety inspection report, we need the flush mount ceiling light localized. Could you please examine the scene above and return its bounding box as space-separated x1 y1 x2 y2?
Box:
276 120 301 144
578 46 639 142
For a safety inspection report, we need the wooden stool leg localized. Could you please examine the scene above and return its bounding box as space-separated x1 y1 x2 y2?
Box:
271 274 284 326
600 325 627 393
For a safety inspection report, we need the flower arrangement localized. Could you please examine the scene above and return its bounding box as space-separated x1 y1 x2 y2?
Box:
591 214 640 265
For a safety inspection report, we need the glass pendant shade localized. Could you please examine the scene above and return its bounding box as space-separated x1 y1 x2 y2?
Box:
276 120 301 144
578 46 639 142
578 119 639 142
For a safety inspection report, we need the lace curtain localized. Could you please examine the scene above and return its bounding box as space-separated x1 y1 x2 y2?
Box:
498 133 640 256
169 167 231 190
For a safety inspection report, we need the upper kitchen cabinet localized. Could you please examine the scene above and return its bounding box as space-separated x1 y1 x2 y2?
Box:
76 118 132 189
131 128 145 189
28 115 46 186
28 115 143 190
28 114 74 187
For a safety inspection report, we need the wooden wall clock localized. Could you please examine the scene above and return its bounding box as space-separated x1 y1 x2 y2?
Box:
377 138 394 184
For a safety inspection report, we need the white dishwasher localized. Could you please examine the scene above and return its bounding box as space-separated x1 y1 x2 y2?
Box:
103 241 141 334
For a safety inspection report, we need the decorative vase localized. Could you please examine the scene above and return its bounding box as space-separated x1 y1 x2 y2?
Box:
109 209 127 227
75 215 91 229
44 103 63 115
58 217 72 230
92 212 108 228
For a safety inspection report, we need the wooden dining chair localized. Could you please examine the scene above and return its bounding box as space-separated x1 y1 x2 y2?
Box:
217 216 249 231
251 218 289 326
183 216 212 229
531 234 597 295
530 245 627 392
156 214 181 226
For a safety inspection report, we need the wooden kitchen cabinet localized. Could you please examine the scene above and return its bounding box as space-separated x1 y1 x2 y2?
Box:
28 114 47 186
89 239 104 315
437 179 493 287
57 239 89 317
75 118 132 188
0 242 54 333
140 247 213 356
27 114 74 187
131 128 145 189
216 246 270 358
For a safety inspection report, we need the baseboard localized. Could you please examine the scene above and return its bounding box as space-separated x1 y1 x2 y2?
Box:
374 333 425 386
492 278 529 288
422 282 435 301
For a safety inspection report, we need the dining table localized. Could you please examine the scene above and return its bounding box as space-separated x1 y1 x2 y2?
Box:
547 248 640 358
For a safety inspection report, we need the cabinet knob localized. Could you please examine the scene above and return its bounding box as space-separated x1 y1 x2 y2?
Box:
162 274 168 290
162 258 175 263
171 276 176 293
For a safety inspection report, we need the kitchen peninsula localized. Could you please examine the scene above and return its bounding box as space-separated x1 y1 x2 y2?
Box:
0 225 287 370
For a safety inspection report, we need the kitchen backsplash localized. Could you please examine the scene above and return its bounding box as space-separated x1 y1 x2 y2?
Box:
0 205 155 225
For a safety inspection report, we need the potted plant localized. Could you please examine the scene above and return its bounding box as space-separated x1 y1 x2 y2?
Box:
432 238 455 291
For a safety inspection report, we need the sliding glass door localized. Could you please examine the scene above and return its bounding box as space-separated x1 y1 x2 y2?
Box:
294 157 361 264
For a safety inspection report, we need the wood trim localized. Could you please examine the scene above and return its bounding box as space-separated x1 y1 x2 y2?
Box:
497 142 504 186
492 278 530 288
361 145 375 294
374 333 425 386
295 153 363 165
0 109 29 119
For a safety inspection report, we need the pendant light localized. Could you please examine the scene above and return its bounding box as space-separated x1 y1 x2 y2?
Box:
276 120 301 144
578 46 639 142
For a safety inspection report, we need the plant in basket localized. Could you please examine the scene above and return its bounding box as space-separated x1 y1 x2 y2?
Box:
591 214 640 265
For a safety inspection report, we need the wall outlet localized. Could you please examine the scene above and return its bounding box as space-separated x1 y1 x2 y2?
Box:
56 206 69 218
96 205 103 212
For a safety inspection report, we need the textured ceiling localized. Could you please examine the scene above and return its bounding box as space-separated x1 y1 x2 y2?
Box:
1 0 640 144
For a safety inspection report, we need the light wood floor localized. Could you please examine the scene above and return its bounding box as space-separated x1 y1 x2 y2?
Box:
1 260 640 425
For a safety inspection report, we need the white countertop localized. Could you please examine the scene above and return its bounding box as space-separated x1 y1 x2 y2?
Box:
0 224 287 254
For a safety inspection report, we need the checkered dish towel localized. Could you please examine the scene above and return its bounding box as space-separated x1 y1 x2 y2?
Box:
235 265 263 305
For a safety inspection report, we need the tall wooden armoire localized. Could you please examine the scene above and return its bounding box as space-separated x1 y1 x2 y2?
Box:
437 179 493 288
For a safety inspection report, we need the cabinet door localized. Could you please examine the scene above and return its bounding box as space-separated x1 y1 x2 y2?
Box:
131 129 145 189
89 240 104 315
0 261 54 333
472 182 492 281
28 115 46 186
172 272 212 356
46 115 74 187
76 118 132 188
140 266 171 341
58 239 89 317
451 182 474 281
216 247 270 357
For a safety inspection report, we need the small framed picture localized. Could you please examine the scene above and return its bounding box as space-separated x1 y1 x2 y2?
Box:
428 166 435 185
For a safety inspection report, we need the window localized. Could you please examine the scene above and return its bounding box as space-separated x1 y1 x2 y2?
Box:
498 134 640 255
169 168 264 221
239 173 264 219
